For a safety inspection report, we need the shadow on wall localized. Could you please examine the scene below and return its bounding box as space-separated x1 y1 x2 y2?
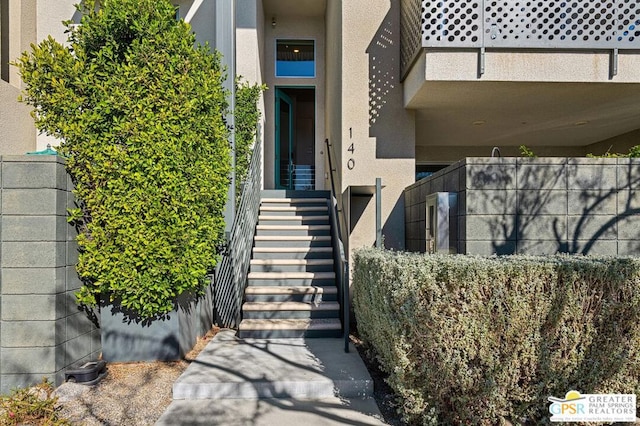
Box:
367 0 413 159
382 195 405 249
468 160 640 255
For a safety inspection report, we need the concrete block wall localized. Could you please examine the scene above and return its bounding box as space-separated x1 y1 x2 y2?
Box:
405 160 465 252
405 157 640 256
0 155 100 394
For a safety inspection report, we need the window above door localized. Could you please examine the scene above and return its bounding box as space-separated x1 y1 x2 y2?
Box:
276 39 315 78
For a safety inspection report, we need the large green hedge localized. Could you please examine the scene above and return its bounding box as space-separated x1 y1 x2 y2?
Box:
353 249 640 425
17 0 230 319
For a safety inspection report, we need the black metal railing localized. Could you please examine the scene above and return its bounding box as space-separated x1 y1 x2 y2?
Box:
214 138 262 327
324 139 350 353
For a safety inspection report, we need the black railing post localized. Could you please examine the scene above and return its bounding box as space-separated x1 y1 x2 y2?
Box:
325 139 350 353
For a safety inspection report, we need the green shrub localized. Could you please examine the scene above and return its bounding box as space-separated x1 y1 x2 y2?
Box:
587 144 640 158
519 145 537 158
0 378 70 425
235 78 265 197
353 249 640 425
16 0 230 319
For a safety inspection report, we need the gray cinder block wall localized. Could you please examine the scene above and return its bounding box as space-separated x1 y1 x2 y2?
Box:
0 155 100 394
405 157 640 256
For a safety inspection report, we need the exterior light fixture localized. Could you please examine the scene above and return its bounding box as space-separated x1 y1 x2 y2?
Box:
272 17 276 28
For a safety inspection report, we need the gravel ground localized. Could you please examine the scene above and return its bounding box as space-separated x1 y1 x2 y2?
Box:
53 328 217 426
52 329 404 425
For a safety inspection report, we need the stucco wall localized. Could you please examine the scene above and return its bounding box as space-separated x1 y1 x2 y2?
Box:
237 0 266 188
1 0 77 153
324 0 342 195
341 0 415 254
0 155 100 394
0 82 35 155
263 14 326 190
405 157 640 256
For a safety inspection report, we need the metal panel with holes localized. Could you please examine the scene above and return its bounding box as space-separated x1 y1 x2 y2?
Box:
401 0 424 74
485 0 640 49
422 1 484 47
419 0 640 49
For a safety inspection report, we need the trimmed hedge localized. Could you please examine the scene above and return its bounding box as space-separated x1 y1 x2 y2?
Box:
353 249 640 425
17 0 230 319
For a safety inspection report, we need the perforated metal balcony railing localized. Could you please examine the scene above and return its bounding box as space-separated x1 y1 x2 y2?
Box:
401 0 640 77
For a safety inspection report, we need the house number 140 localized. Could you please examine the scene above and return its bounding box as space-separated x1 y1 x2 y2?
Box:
347 143 355 170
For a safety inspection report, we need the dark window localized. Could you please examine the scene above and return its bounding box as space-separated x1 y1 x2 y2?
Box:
276 39 315 78
416 164 449 181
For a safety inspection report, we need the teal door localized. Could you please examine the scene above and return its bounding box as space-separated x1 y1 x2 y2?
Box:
275 88 294 189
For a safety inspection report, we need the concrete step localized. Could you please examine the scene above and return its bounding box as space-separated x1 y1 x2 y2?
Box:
253 235 332 248
261 198 329 205
258 215 329 225
244 286 338 303
238 319 342 339
247 271 335 287
243 301 340 319
253 247 333 259
170 330 373 401
255 224 331 237
260 189 330 199
259 206 328 214
252 246 333 259
157 397 386 425
250 258 335 273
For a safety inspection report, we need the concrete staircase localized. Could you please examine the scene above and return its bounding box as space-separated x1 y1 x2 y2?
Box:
157 191 384 425
238 190 342 338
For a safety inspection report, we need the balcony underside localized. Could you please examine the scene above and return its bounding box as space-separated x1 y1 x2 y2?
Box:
404 50 640 150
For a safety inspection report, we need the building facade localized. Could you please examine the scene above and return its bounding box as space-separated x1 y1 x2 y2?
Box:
1 0 640 391
2 0 640 258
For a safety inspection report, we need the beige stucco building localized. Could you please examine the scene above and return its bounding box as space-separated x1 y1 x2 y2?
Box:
3 0 640 259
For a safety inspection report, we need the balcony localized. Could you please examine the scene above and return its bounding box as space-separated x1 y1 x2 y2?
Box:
400 0 640 159
401 0 640 77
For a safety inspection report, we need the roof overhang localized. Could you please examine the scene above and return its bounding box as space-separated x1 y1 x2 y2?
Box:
263 0 326 18
404 50 640 148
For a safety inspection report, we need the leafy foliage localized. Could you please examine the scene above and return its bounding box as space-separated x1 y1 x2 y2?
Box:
234 78 265 198
519 144 537 158
0 378 70 425
16 0 230 318
586 144 640 158
353 249 640 425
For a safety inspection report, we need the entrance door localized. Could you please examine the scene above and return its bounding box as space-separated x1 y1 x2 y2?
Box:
275 88 294 189
275 87 315 190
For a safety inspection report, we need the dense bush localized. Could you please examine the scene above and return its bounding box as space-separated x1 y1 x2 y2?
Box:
234 78 265 197
16 0 230 319
353 248 640 425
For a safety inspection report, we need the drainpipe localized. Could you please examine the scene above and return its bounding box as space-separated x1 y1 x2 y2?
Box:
376 178 382 248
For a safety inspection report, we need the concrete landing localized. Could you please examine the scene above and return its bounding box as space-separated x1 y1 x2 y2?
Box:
172 330 374 399
156 397 386 425
157 329 386 425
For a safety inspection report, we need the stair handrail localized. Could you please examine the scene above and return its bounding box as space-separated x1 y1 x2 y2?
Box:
215 137 262 328
324 138 350 353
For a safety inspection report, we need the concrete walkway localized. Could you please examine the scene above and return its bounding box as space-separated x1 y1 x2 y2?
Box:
156 329 387 425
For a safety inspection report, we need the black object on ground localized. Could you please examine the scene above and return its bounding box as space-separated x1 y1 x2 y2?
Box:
65 361 108 385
